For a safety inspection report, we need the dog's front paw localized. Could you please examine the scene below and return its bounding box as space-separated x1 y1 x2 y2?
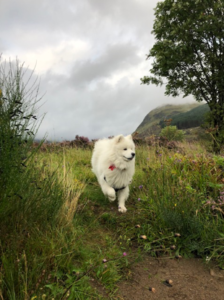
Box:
107 188 116 202
118 206 127 213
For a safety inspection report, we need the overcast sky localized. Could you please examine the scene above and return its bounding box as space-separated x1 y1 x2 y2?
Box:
1 0 194 141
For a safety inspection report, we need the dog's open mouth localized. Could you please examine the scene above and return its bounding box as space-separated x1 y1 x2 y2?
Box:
124 156 134 161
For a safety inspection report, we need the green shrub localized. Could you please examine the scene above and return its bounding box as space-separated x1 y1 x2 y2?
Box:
160 125 185 141
0 59 80 233
132 146 224 264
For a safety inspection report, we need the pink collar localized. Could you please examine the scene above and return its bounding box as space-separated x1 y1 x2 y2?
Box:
109 164 116 171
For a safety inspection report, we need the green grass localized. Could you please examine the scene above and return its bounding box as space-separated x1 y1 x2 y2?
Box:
1 141 224 299
1 60 224 299
38 143 224 265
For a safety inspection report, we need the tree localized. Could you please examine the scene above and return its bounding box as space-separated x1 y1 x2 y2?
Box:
141 0 224 153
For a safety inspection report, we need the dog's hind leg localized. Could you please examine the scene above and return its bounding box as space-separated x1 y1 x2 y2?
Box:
117 187 129 213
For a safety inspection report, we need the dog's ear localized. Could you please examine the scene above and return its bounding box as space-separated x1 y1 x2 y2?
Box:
126 134 133 140
115 134 124 143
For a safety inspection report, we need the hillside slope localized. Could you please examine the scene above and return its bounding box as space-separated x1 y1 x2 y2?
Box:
160 103 210 129
135 103 209 137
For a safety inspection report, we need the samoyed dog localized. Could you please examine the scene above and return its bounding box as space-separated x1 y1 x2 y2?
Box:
91 134 135 213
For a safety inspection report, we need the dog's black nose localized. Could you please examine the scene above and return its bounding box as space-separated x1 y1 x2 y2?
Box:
132 153 135 157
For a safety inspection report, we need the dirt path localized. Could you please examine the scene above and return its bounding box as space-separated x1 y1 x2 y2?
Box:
85 188 224 300
117 256 224 300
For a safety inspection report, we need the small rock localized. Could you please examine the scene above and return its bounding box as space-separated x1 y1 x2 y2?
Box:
149 287 156 293
140 235 147 240
166 279 173 285
163 279 173 287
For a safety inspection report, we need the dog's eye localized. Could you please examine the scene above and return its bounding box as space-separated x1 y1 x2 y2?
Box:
123 148 127 151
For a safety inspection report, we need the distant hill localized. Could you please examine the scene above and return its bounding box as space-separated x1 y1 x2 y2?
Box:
160 103 210 129
135 103 210 138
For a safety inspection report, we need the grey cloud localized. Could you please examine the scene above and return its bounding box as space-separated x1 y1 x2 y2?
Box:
86 0 156 35
1 0 196 142
1 0 154 55
36 67 195 141
68 43 141 87
36 82 195 141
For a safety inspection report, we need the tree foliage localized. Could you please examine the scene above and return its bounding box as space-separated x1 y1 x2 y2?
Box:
141 0 224 152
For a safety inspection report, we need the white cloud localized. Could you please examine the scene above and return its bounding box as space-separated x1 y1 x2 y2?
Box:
0 0 195 141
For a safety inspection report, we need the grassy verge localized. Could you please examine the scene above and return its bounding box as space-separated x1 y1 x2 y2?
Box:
0 60 135 299
132 143 224 262
2 133 224 299
2 56 224 299
0 144 136 300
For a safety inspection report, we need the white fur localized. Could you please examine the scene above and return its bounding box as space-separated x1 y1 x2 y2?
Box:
91 134 135 213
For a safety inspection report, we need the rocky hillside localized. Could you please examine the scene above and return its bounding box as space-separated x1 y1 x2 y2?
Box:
135 103 209 138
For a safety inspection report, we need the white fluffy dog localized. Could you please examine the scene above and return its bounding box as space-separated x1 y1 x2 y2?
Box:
91 134 135 213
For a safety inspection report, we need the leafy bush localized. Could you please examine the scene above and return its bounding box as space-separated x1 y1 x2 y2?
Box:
160 125 185 141
0 60 46 226
71 135 90 148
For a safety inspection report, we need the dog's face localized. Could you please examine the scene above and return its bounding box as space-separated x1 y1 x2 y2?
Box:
114 135 135 162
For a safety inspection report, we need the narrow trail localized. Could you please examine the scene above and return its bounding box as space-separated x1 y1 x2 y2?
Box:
117 255 224 300
83 182 224 300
